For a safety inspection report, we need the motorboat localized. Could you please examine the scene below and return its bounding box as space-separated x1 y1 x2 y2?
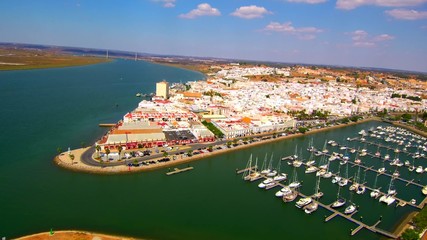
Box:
275 186 292 197
258 178 274 188
422 186 427 195
378 167 386 173
273 173 287 182
282 190 298 202
332 175 341 184
370 189 380 198
304 201 318 214
296 197 312 208
416 166 424 173
379 195 396 205
322 171 332 178
305 166 318 174
289 181 301 189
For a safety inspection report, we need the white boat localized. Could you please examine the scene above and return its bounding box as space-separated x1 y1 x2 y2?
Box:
344 204 356 214
408 165 415 172
305 165 318 174
338 178 348 187
422 186 427 195
370 174 380 198
356 185 366 195
260 153 270 175
289 167 301 189
332 175 341 184
379 195 396 205
276 186 292 197
416 166 424 173
304 201 318 214
292 160 303 168
296 197 312 208
370 189 380 198
331 185 346 208
258 178 274 188
273 173 287 182
378 167 386 173
322 172 332 178
282 190 298 202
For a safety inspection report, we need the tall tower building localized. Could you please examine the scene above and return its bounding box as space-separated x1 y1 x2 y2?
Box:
156 80 169 99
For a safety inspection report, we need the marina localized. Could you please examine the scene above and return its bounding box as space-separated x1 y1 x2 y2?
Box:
237 125 427 239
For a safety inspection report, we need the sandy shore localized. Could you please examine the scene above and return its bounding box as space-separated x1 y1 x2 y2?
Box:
16 230 139 240
54 117 381 174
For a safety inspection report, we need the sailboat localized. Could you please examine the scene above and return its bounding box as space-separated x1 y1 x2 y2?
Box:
322 140 328 154
349 165 361 192
378 161 386 174
338 162 349 187
370 174 380 198
275 185 292 197
289 167 301 188
273 158 287 181
246 157 260 181
375 146 381 157
305 150 316 166
260 153 270 175
266 153 278 177
356 171 366 195
332 164 342 184
312 175 323 199
331 185 346 208
242 154 253 181
379 177 396 205
344 192 357 214
292 147 303 168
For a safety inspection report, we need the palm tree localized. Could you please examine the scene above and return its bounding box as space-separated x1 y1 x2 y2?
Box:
105 148 110 162
95 145 101 158
187 149 193 156
56 147 62 155
163 152 169 158
117 145 123 160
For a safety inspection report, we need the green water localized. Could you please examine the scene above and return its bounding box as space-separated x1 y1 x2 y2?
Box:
0 60 423 239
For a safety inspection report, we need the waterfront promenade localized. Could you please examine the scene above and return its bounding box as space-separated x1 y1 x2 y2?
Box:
55 117 381 174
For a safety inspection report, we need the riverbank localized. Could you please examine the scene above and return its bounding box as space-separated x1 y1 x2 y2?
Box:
54 117 381 174
0 47 111 71
16 230 138 240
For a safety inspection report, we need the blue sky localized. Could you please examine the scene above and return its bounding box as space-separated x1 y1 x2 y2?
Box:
0 0 426 72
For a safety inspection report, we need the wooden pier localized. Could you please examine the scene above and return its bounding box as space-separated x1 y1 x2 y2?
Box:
166 166 194 175
99 123 116 127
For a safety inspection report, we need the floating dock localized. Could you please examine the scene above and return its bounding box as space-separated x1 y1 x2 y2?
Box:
166 166 194 175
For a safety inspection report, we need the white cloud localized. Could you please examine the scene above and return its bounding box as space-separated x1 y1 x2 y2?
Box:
348 30 394 47
386 9 427 20
231 5 272 19
179 3 221 19
264 22 323 39
336 0 427 10
153 0 176 8
287 0 327 4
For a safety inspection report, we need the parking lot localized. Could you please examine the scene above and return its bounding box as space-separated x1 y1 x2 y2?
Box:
164 130 196 142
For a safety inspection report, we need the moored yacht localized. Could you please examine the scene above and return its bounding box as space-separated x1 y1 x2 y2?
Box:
282 190 298 202
344 203 356 214
296 197 312 208
304 201 318 214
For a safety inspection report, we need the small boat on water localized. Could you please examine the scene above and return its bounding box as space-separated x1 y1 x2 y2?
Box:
344 203 356 214
416 166 424 174
305 165 318 174
273 173 287 182
275 186 292 197
283 190 298 202
331 185 346 208
422 186 427 195
296 197 312 208
258 178 274 188
289 167 301 189
379 195 396 205
304 201 318 214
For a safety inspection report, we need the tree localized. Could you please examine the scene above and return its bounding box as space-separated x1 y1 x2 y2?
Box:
208 146 213 152
187 150 193 156
298 127 308 134
56 147 62 155
105 148 110 161
226 141 232 148
117 145 123 160
95 145 101 158
401 228 419 240
402 113 412 122
163 151 169 158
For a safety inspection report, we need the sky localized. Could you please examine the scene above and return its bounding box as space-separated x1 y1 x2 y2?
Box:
0 0 427 72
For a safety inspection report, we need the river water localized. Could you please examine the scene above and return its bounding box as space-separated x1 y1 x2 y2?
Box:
0 60 424 239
